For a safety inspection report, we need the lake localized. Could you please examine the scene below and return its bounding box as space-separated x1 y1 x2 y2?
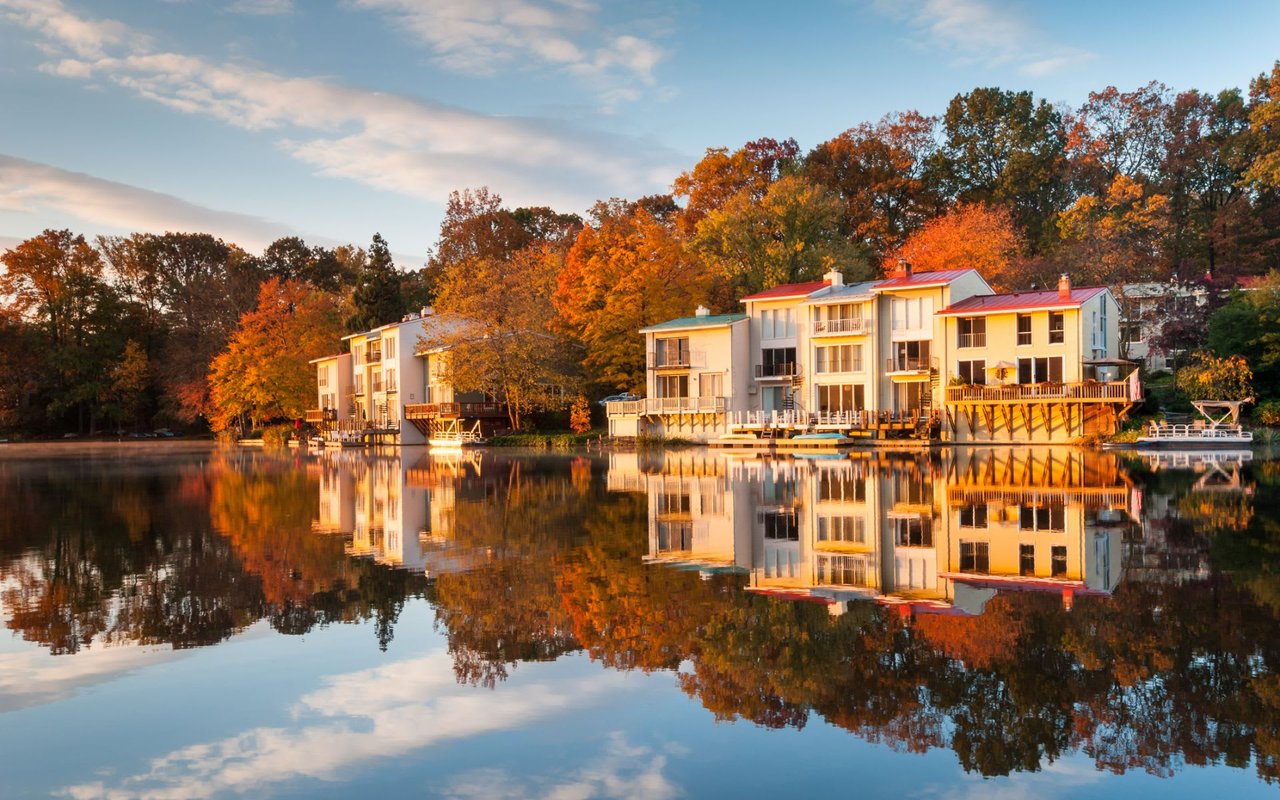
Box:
0 442 1276 798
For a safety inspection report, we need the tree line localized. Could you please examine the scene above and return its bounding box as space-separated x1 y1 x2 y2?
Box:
3 64 1280 434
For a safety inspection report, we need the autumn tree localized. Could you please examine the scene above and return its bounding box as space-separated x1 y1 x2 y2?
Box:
427 245 574 430
934 87 1069 245
555 198 715 392
1244 61 1280 190
1055 175 1173 286
692 174 868 297
805 111 943 258
885 202 1024 290
1066 81 1173 193
1206 273 1280 397
99 339 152 433
1174 351 1254 401
673 137 801 233
208 278 344 432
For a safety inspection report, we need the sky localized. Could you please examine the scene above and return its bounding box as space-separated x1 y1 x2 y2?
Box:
1 0 1277 267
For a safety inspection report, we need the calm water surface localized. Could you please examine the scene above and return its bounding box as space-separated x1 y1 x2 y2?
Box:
0 442 1277 798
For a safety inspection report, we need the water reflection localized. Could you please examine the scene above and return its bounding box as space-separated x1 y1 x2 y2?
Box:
1 444 1278 791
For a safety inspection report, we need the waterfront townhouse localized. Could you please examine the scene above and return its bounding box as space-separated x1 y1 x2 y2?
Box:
308 308 506 446
607 306 750 440
937 276 1141 443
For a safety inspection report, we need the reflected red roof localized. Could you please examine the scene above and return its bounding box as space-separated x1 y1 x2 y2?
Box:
872 268 976 291
740 280 830 301
937 286 1107 316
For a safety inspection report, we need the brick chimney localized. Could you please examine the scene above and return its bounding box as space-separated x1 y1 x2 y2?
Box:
695 305 710 317
895 259 912 279
824 268 844 287
1057 274 1072 300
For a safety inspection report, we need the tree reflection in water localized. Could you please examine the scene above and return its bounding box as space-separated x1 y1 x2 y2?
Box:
1 445 1279 782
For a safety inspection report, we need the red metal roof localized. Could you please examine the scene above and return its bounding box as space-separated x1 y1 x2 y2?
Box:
937 286 1108 316
872 268 975 290
740 279 830 301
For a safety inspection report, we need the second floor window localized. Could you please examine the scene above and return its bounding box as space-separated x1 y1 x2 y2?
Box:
760 348 796 377
957 317 986 348
654 337 689 367
384 337 396 360
386 368 397 392
815 344 862 373
1048 312 1064 344
1017 314 1032 346
318 367 328 388
960 541 990 573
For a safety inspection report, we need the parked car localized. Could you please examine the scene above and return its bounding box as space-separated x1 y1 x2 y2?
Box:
597 392 640 406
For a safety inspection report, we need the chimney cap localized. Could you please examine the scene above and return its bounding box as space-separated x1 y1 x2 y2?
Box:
695 304 710 317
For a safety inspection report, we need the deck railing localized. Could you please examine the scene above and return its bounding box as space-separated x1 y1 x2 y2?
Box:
648 350 704 369
304 409 325 423
812 318 870 336
606 397 725 416
957 332 986 348
405 402 507 419
886 356 936 373
945 380 1133 403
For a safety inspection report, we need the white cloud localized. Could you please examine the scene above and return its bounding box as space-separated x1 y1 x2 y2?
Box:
0 155 295 251
349 0 667 105
870 0 1094 76
1 0 682 213
0 640 185 713
56 652 645 800
444 733 683 800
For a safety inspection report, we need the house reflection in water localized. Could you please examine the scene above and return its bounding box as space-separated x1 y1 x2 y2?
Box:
312 450 491 577
609 447 1133 617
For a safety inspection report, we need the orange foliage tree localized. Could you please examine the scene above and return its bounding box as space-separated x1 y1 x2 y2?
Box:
885 202 1025 290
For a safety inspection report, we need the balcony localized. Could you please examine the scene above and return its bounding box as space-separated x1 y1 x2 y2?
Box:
957 332 987 348
648 350 703 370
812 318 870 336
886 356 936 373
606 397 726 416
404 402 508 419
755 362 798 379
945 376 1140 404
304 409 326 423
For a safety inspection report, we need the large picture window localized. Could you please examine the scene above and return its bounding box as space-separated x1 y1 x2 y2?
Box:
957 359 986 385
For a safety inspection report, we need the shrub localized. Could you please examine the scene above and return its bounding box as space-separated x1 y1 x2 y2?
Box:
1256 400 1280 427
262 424 293 448
1174 352 1253 401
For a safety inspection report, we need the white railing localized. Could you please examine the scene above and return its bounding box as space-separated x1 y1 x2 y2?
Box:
605 397 726 416
727 410 806 428
813 410 870 428
1144 422 1252 441
957 332 986 348
812 318 870 336
648 350 706 369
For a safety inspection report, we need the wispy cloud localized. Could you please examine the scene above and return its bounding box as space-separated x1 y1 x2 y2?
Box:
56 652 643 800
0 155 295 251
444 733 683 800
870 0 1093 76
349 0 668 108
1 0 681 213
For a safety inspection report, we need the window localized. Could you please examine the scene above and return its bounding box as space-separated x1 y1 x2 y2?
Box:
817 384 864 413
699 373 722 399
658 492 691 515
957 359 986 385
818 516 866 544
1051 545 1068 577
384 337 396 360
816 344 862 373
959 504 988 528
1018 356 1063 384
371 370 383 393
818 473 865 503
354 373 365 393
657 522 693 552
892 340 930 371
760 348 796 377
353 348 363 366
1017 314 1032 346
895 517 933 547
656 374 688 398
957 317 986 348
816 303 863 333
386 368 397 392
1020 544 1036 576
762 308 795 339
817 555 867 586
1099 304 1108 348
960 541 990 573
318 367 328 388
762 511 799 541
1019 505 1066 532
1048 312 1064 344
654 337 689 368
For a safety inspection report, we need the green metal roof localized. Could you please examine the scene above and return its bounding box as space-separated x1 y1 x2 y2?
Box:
639 313 748 333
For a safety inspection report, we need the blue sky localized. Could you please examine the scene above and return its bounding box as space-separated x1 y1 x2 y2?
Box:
1 0 1277 267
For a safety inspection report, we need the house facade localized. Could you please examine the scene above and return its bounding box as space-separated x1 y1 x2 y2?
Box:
307 308 507 446
607 268 1141 444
